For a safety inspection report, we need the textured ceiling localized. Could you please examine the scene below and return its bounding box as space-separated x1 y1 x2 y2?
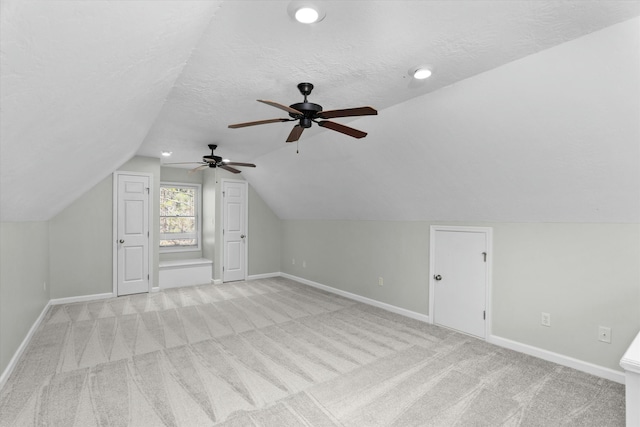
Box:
0 0 221 221
1 1 639 222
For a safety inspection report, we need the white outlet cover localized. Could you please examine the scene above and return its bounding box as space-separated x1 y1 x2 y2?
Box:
598 326 612 343
541 312 551 327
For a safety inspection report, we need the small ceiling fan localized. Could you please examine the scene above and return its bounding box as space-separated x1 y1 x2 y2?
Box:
228 82 377 143
164 144 256 174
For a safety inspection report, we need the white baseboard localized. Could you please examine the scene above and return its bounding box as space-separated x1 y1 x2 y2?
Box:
49 292 114 305
247 272 281 281
280 273 623 384
211 279 222 285
281 273 431 324
0 301 51 391
2 291 118 391
488 335 625 384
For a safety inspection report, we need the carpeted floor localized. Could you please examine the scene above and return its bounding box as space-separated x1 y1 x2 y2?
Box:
0 277 626 426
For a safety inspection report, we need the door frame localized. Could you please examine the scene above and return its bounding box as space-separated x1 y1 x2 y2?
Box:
220 178 248 283
112 171 154 296
428 225 493 339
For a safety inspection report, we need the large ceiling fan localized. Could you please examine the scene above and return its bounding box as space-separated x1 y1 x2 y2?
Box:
165 144 256 174
228 82 377 143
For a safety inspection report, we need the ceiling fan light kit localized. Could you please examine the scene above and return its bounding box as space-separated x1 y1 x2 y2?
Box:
228 82 377 143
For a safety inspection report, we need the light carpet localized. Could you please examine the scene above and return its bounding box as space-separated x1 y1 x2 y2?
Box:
0 277 625 426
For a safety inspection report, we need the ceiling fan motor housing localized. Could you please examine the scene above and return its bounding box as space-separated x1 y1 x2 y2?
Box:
203 144 222 163
290 102 322 128
290 82 322 128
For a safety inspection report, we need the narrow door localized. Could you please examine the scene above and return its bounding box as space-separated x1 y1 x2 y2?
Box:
222 180 247 282
116 174 150 296
431 228 489 338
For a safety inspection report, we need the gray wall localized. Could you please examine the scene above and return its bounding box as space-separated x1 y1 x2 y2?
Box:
49 156 161 298
0 222 49 375
248 185 282 276
202 171 216 264
49 176 113 298
281 220 640 372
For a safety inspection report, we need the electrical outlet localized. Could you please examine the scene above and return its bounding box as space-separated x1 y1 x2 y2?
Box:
541 312 551 327
302 260 306 268
43 281 47 291
598 326 612 343
378 277 384 286
292 258 295 265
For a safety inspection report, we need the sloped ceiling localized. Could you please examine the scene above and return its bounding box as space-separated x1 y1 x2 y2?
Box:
2 1 639 222
0 0 221 221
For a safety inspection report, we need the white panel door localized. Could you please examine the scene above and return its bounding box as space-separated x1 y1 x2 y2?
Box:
432 229 488 338
117 174 150 296
223 180 247 282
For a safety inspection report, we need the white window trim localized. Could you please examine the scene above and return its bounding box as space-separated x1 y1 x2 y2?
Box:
159 181 202 253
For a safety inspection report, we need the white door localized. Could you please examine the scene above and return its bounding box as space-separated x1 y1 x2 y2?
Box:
430 227 490 338
115 173 150 296
222 180 247 282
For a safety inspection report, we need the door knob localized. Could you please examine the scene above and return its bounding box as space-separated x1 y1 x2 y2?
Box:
240 234 246 239
119 239 125 244
434 274 442 281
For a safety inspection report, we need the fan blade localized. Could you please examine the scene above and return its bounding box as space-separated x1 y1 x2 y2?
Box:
223 162 256 168
286 125 304 142
228 118 291 129
163 162 205 165
316 106 377 119
258 100 303 115
317 120 367 138
189 164 209 174
219 165 241 174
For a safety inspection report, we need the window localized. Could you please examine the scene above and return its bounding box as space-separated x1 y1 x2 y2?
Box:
159 182 201 251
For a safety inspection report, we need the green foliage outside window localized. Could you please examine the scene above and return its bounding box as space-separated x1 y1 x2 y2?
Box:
160 185 199 248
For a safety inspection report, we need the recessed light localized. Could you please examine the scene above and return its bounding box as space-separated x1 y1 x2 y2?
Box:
295 7 319 23
161 151 172 157
413 68 432 80
287 1 325 24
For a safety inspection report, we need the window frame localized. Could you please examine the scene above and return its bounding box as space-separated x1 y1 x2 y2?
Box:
159 181 202 253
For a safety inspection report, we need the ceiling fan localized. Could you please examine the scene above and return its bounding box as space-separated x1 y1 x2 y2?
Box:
228 82 377 143
165 144 256 174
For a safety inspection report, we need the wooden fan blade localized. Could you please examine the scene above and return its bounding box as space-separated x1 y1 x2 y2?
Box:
223 162 256 168
189 164 209 174
286 125 304 142
258 100 303 116
219 165 241 174
317 120 367 138
316 106 377 119
163 162 204 165
228 118 291 129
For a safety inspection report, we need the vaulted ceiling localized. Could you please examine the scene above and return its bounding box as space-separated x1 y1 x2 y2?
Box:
2 1 639 222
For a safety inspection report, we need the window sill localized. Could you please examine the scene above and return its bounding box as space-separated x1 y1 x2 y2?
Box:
159 247 201 254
